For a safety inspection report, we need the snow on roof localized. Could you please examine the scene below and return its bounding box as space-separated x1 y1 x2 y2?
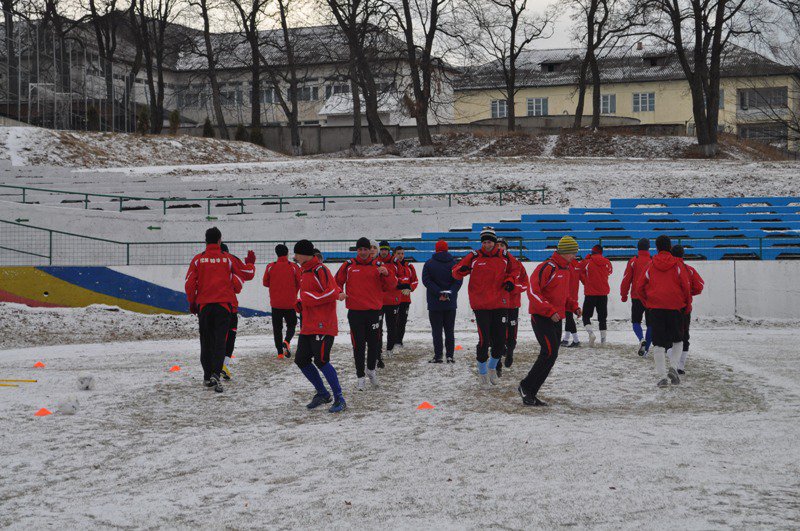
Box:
455 43 799 91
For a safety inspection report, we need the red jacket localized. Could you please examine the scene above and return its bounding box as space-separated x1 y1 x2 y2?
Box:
263 256 301 310
568 256 584 304
637 251 691 311
508 258 529 309
620 250 651 301
528 252 579 318
581 252 613 296
335 256 396 311
396 260 419 304
226 252 256 313
680 259 705 313
185 243 255 309
381 257 403 306
452 247 517 310
298 257 340 336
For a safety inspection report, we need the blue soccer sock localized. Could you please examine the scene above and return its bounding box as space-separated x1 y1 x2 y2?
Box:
632 323 644 341
645 327 653 351
300 364 327 395
319 363 343 398
477 360 488 375
488 357 500 370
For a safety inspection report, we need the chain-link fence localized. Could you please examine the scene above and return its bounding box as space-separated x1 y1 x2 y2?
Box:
4 219 798 266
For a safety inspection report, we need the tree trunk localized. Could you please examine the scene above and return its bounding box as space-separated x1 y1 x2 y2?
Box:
573 54 589 129
4 10 17 119
589 50 601 130
249 37 261 135
349 54 362 150
199 0 228 139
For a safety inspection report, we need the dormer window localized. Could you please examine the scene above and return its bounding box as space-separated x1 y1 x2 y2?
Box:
541 62 560 72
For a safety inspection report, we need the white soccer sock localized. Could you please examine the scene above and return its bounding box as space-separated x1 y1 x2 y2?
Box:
572 332 580 342
678 349 689 371
655 349 667 380
585 324 595 334
670 342 683 369
600 330 607 342
562 331 570 341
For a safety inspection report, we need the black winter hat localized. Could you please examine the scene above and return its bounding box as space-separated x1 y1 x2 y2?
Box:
275 244 288 257
294 239 315 256
356 237 371 249
638 238 650 251
671 245 685 258
655 235 672 252
220 243 229 253
205 227 222 244
480 226 497 242
379 240 391 250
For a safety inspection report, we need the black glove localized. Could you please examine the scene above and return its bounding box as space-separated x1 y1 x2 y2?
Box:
459 265 471 273
397 283 411 290
189 302 199 315
503 280 514 292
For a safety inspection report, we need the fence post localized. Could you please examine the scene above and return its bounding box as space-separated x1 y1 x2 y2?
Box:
392 195 396 209
240 199 245 214
322 196 326 211
448 193 452 207
119 197 123 212
126 243 130 266
22 188 26 204
759 237 763 259
499 191 503 206
163 200 167 215
279 198 283 213
84 194 89 209
48 230 53 265
207 199 211 216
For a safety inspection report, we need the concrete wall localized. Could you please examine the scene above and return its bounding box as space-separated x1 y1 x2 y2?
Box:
3 261 797 323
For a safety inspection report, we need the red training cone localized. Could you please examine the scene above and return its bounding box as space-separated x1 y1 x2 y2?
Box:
169 365 181 372
454 345 463 351
417 402 435 410
33 361 46 368
34 408 52 417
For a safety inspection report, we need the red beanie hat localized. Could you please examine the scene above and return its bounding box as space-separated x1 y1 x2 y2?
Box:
435 240 448 252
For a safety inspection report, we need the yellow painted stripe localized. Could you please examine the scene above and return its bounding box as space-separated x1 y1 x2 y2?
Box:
0 267 181 315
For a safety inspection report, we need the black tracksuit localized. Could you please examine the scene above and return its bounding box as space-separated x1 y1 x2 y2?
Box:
225 312 238 358
348 309 382 378
506 308 519 360
520 315 563 397
271 307 298 354
474 308 507 363
380 304 400 353
564 311 577 334
582 295 608 330
430 309 456 360
396 301 410 346
199 303 231 380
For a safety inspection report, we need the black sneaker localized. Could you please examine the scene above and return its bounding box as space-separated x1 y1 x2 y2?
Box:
377 358 385 369
446 357 455 364
203 379 213 387
210 375 223 393
678 369 685 375
428 357 444 364
504 354 514 368
496 363 503 377
637 340 647 357
518 384 548 407
306 392 332 410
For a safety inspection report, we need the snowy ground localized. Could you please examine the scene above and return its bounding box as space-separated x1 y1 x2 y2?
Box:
1 321 799 528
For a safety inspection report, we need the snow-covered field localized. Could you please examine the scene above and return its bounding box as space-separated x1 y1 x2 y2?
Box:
2 323 799 528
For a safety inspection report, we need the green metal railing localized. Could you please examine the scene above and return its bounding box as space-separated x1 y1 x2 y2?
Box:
2 219 791 267
0 184 547 216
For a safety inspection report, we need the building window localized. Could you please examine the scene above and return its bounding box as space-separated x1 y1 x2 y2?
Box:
491 99 507 118
738 87 788 110
325 83 350 99
739 123 788 147
719 89 724 110
220 84 242 106
289 86 319 101
527 97 548 116
261 87 276 104
601 94 616 114
633 92 655 112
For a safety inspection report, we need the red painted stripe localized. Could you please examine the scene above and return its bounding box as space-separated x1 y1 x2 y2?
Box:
477 324 484 347
320 340 326 363
0 289 62 308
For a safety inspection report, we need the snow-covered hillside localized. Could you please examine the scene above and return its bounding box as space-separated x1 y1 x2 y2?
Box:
0 126 283 168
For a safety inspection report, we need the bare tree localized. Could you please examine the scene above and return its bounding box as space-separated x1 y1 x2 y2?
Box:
188 0 229 138
325 0 395 147
630 0 764 156
567 0 633 129
462 0 552 131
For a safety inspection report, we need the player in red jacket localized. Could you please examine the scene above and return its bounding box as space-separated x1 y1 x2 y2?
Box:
293 239 346 413
184 227 255 393
561 255 584 347
376 240 402 360
621 238 653 356
452 227 517 386
393 246 418 349
335 237 395 390
219 243 256 380
580 245 613 347
263 244 302 358
518 236 581 406
497 239 528 376
668 245 705 375
637 235 692 388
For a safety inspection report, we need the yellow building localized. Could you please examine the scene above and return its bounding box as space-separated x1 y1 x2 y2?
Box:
454 45 800 151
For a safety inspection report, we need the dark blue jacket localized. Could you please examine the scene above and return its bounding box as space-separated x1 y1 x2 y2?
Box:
422 251 462 311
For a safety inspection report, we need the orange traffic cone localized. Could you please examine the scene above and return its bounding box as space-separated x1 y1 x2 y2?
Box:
417 402 435 410
455 345 463 351
34 407 52 417
33 361 46 368
169 365 181 372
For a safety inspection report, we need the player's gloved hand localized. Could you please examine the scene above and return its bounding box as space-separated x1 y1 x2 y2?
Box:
189 302 199 315
503 280 514 292
245 250 256 265
621 295 628 303
459 265 471 273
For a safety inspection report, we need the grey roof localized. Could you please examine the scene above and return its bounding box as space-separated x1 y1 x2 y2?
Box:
455 44 799 91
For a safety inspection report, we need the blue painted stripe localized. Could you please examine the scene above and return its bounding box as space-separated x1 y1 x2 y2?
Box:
37 267 269 317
